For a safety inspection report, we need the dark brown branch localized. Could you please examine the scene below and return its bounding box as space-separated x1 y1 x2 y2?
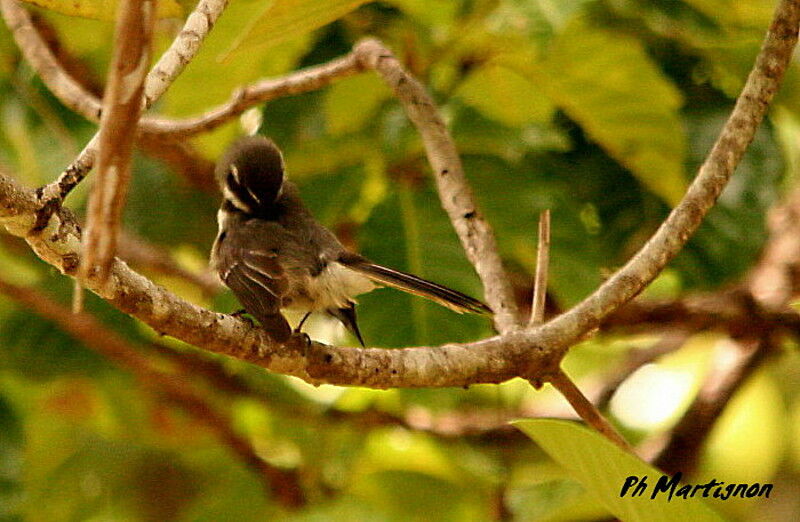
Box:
79 0 156 288
654 336 771 474
0 276 305 507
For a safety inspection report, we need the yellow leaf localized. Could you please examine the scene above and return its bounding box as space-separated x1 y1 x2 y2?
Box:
223 0 370 59
324 74 391 136
19 0 183 21
455 63 555 126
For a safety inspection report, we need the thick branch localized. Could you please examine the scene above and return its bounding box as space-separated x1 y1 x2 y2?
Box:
80 0 155 287
654 337 770 474
36 0 230 204
530 0 800 356
0 0 796 389
0 171 556 387
0 276 305 507
354 38 522 333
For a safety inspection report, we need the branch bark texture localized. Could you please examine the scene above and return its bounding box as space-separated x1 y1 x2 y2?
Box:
80 0 155 287
0 0 797 391
354 38 522 333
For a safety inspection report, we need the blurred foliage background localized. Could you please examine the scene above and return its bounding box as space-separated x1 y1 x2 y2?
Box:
1 0 800 520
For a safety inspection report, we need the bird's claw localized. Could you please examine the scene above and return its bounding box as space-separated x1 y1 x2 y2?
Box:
287 331 312 353
231 309 255 326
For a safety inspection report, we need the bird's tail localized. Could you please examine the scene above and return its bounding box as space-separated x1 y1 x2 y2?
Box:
340 256 492 316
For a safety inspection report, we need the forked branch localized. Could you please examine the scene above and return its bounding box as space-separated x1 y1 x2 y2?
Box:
0 0 796 392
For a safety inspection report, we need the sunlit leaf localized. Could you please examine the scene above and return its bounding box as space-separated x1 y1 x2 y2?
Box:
19 0 183 21
223 0 370 58
681 0 775 28
324 74 391 136
504 20 687 205
514 419 723 521
455 63 555 126
355 187 490 347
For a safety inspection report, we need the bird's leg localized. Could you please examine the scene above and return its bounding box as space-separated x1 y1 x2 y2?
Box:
230 309 255 326
295 311 312 333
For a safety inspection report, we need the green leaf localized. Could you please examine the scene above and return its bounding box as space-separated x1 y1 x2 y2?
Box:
324 74 392 136
0 394 23 520
455 63 555 126
19 0 182 21
223 0 370 59
680 0 775 28
514 419 723 522
356 187 490 347
504 20 687 205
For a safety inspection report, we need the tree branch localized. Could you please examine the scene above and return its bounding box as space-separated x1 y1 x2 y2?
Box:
79 0 156 289
528 0 799 355
548 368 633 452
34 0 230 206
0 276 305 507
653 336 771 474
139 53 363 136
0 1 363 139
0 0 102 120
354 38 522 334
0 0 796 391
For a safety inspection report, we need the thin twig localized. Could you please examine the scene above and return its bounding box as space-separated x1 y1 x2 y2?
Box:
79 0 156 293
139 53 363 136
0 0 796 388
1 0 360 139
0 0 102 121
548 368 633 452
118 231 222 297
0 276 305 507
653 336 770 474
354 38 521 333
529 209 550 327
35 0 230 206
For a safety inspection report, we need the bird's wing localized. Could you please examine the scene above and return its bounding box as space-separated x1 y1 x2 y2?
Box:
222 241 292 342
338 253 492 316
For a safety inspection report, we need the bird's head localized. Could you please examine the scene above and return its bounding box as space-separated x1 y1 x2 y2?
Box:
216 136 285 214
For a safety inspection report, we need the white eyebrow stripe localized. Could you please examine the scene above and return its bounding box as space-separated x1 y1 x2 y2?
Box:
230 164 241 184
223 184 253 213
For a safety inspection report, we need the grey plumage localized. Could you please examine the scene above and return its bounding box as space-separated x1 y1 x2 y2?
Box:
211 136 491 346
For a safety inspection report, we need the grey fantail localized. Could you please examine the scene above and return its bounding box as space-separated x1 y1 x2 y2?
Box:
210 136 491 345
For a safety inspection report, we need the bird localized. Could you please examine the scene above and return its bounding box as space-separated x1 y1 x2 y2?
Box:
210 135 491 346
